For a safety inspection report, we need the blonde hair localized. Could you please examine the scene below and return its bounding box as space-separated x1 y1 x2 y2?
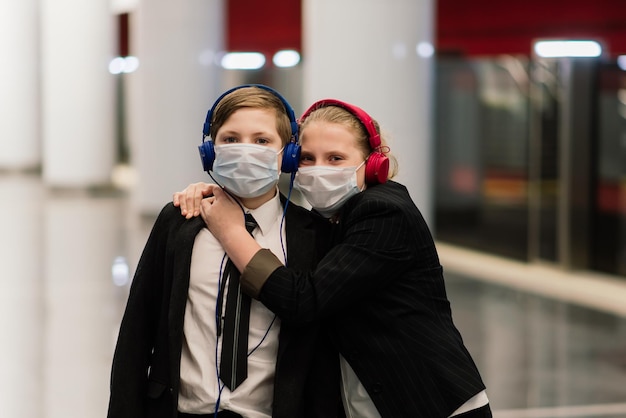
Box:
299 105 399 179
209 86 292 146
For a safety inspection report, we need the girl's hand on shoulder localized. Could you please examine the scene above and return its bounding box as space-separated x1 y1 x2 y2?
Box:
172 182 216 219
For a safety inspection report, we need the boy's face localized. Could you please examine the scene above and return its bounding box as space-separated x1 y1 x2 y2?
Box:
211 107 285 207
214 107 284 172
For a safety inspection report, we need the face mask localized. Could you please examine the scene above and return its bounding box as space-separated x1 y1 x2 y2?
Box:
211 143 282 198
294 161 365 218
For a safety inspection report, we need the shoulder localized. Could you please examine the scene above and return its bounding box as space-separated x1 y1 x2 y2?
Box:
155 202 186 225
338 181 426 232
349 181 412 211
367 180 409 198
151 202 205 236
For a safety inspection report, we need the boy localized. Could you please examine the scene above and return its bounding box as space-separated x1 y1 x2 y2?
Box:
107 85 340 418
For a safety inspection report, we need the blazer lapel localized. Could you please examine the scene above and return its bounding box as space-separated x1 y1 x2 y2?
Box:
276 199 315 357
168 216 206 380
282 199 316 270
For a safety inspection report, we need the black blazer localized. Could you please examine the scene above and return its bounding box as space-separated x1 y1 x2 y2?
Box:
255 181 487 418
107 199 341 418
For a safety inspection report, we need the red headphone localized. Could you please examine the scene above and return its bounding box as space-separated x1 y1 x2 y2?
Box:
299 99 389 184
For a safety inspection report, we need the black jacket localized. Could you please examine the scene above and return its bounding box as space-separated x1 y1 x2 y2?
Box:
250 181 487 417
107 199 341 418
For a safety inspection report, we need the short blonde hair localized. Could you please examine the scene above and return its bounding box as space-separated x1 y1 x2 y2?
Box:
299 105 399 179
209 86 292 147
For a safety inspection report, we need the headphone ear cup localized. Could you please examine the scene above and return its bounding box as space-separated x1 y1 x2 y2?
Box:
198 140 216 173
281 142 301 173
364 152 389 184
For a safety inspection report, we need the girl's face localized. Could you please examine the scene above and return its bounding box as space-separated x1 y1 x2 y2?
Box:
299 120 367 189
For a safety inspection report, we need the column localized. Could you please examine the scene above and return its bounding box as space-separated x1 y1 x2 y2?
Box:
0 175 44 416
127 0 225 214
0 1 40 170
40 0 116 187
302 0 435 225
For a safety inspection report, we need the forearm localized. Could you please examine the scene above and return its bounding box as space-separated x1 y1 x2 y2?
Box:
219 226 264 273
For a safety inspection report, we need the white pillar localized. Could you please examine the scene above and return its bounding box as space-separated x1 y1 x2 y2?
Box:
0 176 44 416
128 0 225 214
40 0 116 187
302 0 435 225
0 1 40 170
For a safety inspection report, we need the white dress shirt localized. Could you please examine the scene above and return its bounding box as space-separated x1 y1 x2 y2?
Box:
178 191 286 418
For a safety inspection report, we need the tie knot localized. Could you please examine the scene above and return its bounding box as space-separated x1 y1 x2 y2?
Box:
244 214 257 234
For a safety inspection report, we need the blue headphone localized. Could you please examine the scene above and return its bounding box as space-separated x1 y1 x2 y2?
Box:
198 84 301 173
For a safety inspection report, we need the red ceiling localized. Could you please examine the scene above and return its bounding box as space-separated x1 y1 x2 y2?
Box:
436 0 626 57
225 0 626 58
227 0 301 56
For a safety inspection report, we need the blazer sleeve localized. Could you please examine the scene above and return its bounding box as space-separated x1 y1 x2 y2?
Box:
107 204 174 418
244 188 426 324
240 249 283 297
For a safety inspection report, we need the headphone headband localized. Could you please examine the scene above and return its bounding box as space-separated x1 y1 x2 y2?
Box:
202 84 298 142
300 99 381 150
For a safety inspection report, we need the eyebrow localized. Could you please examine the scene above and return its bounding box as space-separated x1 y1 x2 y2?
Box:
218 130 276 138
302 149 347 156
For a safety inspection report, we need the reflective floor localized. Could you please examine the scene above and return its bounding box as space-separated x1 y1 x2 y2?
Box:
2 172 626 418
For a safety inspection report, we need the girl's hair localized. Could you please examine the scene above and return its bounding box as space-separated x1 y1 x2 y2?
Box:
209 86 292 146
299 105 399 179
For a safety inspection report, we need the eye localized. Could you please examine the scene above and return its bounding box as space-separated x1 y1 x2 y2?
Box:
329 155 344 162
219 136 238 144
299 154 314 165
255 137 270 145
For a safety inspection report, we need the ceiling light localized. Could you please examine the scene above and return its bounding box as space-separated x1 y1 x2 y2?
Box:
220 52 265 70
533 40 602 58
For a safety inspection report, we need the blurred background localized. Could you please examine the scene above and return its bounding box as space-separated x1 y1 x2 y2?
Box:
1 0 625 417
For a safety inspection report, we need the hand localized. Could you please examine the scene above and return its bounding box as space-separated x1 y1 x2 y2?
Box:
172 182 216 219
199 187 246 241
200 187 260 272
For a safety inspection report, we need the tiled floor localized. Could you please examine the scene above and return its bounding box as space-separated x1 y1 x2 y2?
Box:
446 273 626 417
2 172 625 418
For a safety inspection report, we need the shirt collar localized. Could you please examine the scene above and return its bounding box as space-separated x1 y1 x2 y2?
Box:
242 188 283 236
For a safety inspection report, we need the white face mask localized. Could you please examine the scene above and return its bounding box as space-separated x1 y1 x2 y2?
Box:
294 161 365 218
211 143 281 198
